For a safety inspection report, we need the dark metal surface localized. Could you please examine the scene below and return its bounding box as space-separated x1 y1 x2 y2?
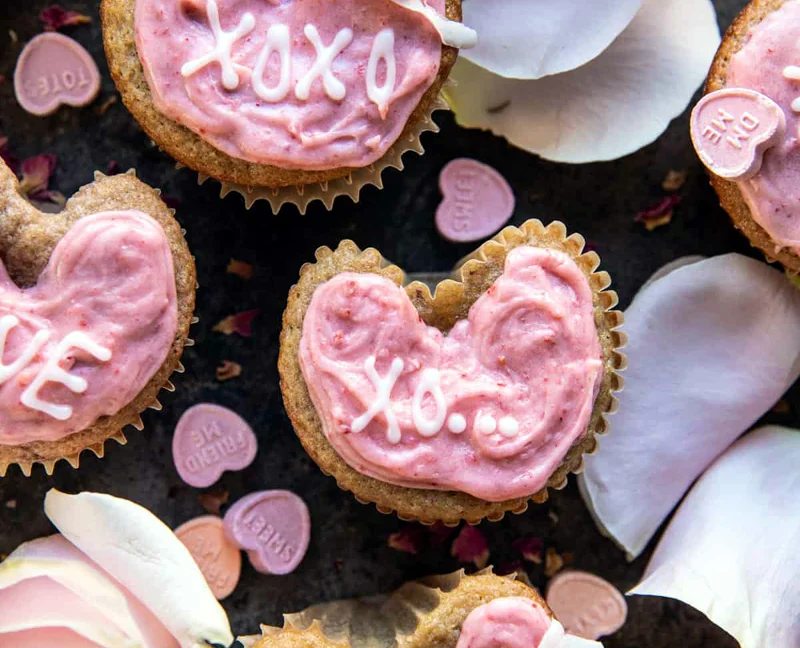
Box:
0 1 792 646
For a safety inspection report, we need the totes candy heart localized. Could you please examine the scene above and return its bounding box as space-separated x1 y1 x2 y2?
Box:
690 88 785 180
175 515 242 600
298 245 604 503
133 0 463 169
172 403 258 488
223 490 310 575
436 158 515 243
14 33 101 117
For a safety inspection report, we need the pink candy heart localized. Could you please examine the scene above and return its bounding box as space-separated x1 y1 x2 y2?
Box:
690 88 786 180
223 490 310 575
435 158 515 243
172 404 258 488
14 33 100 117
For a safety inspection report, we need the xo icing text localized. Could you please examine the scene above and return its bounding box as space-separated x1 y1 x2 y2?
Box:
0 315 111 421
182 0 401 114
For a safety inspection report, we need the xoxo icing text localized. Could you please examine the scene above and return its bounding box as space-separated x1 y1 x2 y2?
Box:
181 0 405 115
0 314 111 421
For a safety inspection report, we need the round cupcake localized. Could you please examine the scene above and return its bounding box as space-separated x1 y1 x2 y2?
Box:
101 0 476 211
0 160 195 476
279 220 625 525
253 571 599 648
699 0 800 271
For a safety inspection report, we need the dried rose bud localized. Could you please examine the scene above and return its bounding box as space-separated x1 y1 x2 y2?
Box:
227 259 254 280
635 195 681 231
216 360 242 382
198 489 229 516
513 535 544 564
661 169 688 192
388 525 427 555
544 547 566 578
213 310 261 337
40 5 91 31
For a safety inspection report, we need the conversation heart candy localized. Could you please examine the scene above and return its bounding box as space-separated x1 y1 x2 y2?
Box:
435 158 515 243
223 490 310 575
546 571 627 640
690 88 785 180
14 33 101 117
172 404 258 488
174 515 242 600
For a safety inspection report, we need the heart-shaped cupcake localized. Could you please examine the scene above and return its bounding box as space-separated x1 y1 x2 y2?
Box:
0 159 196 476
279 220 625 524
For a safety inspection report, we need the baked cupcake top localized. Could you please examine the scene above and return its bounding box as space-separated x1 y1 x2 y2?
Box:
134 0 474 171
0 211 177 445
298 246 603 502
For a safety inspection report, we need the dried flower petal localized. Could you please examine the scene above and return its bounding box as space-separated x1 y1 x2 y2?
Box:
630 426 800 648
216 360 242 382
29 189 66 206
4 500 16 510
427 522 455 548
107 160 121 175
162 196 181 210
227 259 253 280
8 31 18 46
387 525 427 555
212 310 260 337
512 535 544 564
495 559 524 577
0 75 5 86
544 547 565 578
94 95 118 116
19 154 57 197
40 5 92 31
198 489 229 516
451 525 490 569
635 195 680 231
661 169 688 192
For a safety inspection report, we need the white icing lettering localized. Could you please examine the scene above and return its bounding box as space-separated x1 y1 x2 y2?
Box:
411 368 446 437
498 416 519 438
20 332 112 421
295 25 353 101
181 0 256 91
447 413 466 434
477 414 497 435
253 24 292 102
366 28 397 119
0 315 50 383
352 356 404 444
783 65 800 80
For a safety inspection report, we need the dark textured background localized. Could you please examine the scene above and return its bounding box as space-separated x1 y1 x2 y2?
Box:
0 1 795 646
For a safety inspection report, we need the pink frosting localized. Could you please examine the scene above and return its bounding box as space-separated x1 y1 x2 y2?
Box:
134 0 445 170
456 598 552 648
726 0 800 251
0 535 179 647
298 246 603 502
0 211 177 445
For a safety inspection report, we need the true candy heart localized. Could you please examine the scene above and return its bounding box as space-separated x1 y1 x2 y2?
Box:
175 515 242 600
0 159 195 476
223 490 311 576
280 221 625 524
691 88 786 180
14 33 101 117
173 403 258 487
435 158 515 243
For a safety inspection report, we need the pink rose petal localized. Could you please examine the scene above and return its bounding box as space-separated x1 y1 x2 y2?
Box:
630 426 800 648
39 5 92 31
451 525 490 569
213 310 260 337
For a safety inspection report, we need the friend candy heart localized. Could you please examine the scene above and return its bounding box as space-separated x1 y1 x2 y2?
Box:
172 403 258 488
174 515 242 600
546 571 627 640
690 88 786 180
435 158 515 243
14 33 100 117
223 490 311 576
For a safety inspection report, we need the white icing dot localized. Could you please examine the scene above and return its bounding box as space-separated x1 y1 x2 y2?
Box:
478 415 497 435
498 416 519 438
784 65 800 80
447 413 466 434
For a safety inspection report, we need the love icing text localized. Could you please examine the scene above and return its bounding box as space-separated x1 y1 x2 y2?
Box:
351 355 521 444
181 0 402 114
0 315 111 421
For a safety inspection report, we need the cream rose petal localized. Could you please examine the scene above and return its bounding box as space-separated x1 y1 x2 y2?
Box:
44 489 234 648
447 0 720 163
460 0 641 79
579 254 800 559
630 426 800 648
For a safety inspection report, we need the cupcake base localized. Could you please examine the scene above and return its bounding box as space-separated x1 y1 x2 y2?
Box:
278 220 626 525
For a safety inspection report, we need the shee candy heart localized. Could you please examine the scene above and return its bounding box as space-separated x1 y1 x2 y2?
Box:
435 158 515 243
14 33 100 117
223 490 310 575
690 88 785 180
175 516 242 600
172 403 258 488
